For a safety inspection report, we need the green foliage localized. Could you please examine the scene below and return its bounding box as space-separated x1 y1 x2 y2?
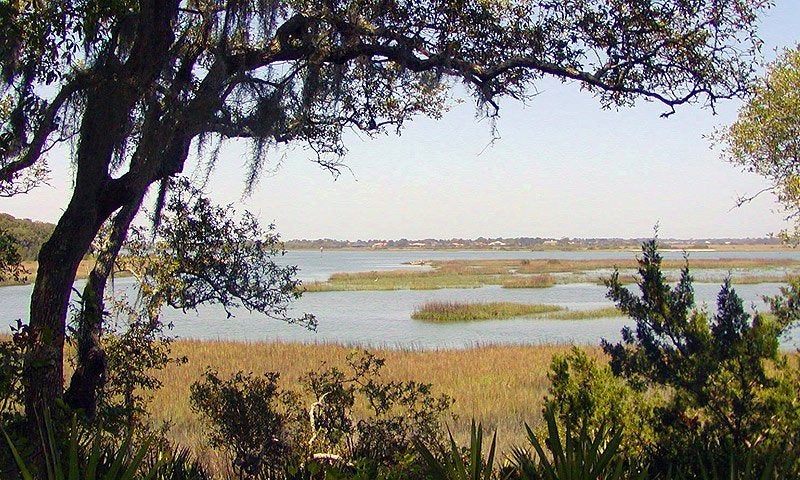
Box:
190 368 293 478
0 213 53 261
544 348 655 463
301 350 453 466
0 321 28 421
94 299 188 438
120 179 314 328
415 420 497 480
150 447 213 480
2 410 162 480
511 404 634 480
0 226 26 282
190 350 452 479
599 239 800 476
715 47 800 241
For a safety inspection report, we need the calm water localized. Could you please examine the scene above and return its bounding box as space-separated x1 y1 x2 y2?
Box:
1 250 798 349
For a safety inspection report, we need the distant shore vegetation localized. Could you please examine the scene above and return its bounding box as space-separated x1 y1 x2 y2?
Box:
2 253 796 289
285 236 785 251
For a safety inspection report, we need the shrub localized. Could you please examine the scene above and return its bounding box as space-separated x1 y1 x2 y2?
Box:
94 298 187 439
190 350 453 479
190 369 294 478
599 239 800 476
301 351 453 465
544 348 655 465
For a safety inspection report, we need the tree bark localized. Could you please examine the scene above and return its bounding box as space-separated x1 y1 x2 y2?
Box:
22 0 179 423
64 198 143 417
23 194 105 422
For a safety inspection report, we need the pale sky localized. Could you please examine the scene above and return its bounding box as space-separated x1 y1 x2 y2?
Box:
4 2 800 241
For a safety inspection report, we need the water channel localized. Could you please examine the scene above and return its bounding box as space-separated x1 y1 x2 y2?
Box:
1 249 798 349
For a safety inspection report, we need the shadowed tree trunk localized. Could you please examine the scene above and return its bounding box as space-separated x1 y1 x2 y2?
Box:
24 199 103 422
22 0 178 424
64 198 144 417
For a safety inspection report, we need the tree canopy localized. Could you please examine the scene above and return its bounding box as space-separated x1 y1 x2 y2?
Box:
715 47 800 242
0 213 54 261
0 0 774 422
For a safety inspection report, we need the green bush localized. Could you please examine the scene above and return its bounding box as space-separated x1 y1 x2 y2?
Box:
571 238 800 477
3 411 163 480
190 369 293 478
94 299 187 439
511 403 636 480
544 348 655 466
190 351 452 479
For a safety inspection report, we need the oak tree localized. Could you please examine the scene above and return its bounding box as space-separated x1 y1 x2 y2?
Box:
0 0 771 421
715 47 800 242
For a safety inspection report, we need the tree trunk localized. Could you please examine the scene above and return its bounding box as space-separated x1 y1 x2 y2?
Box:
23 194 105 422
65 199 143 417
23 0 181 424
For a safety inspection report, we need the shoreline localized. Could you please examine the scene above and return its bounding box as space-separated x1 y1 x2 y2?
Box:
288 244 796 253
0 259 131 287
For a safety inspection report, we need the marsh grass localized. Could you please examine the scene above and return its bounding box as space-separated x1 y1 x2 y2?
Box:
726 274 793 284
594 274 639 285
302 270 487 292
595 273 794 286
435 257 800 273
411 301 563 322
16 338 796 475
144 341 598 471
544 306 623 320
501 274 555 288
409 302 622 322
302 258 800 292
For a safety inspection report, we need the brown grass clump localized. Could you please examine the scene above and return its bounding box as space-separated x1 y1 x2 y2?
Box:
501 274 555 288
545 306 623 320
0 259 129 286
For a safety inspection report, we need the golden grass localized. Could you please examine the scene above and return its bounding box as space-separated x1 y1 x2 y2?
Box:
409 302 622 322
302 270 487 292
727 274 794 284
411 301 563 322
430 257 800 274
146 341 597 469
4 336 794 473
594 274 638 285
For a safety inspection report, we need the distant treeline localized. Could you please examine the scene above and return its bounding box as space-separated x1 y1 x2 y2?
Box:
0 213 55 261
0 211 783 259
284 236 782 251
